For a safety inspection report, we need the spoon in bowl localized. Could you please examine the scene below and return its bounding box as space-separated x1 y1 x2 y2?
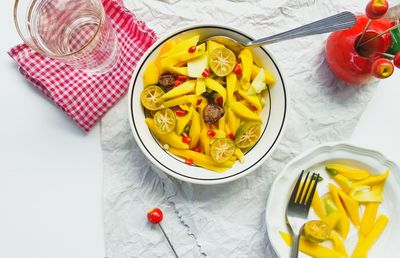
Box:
206 11 356 54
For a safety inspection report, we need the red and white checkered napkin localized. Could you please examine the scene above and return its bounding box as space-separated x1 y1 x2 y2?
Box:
8 0 157 132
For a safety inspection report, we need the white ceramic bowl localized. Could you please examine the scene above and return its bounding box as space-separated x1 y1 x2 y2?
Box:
128 24 288 184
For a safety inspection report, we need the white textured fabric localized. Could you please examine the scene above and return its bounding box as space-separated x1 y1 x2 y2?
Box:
102 0 378 257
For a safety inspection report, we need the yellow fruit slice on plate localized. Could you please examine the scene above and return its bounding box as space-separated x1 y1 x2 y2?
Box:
209 47 236 77
153 108 176 134
234 121 262 149
140 85 164 110
210 138 235 163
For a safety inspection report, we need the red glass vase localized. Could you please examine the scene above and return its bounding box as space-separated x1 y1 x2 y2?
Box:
325 15 393 85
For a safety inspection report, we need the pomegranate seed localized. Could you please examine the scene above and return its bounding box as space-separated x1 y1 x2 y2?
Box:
192 146 201 153
236 59 242 64
174 80 183 87
182 136 192 144
207 129 216 137
216 97 223 105
176 109 187 117
188 46 196 53
251 105 258 111
185 159 193 165
196 98 202 105
201 68 210 78
177 75 186 81
233 64 242 75
228 133 235 140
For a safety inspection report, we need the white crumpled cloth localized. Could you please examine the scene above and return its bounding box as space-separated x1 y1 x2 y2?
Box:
102 0 377 257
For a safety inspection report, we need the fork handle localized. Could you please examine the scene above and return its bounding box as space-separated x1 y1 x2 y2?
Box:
290 232 300 258
245 11 356 47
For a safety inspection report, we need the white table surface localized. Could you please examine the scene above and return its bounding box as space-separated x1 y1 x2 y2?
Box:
1 1 400 257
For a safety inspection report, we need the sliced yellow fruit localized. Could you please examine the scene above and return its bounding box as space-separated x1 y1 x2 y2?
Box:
209 47 236 77
238 90 262 110
140 85 165 110
153 108 176 134
326 164 370 180
205 77 227 103
312 190 326 219
239 49 253 90
195 78 206 96
322 212 341 230
207 40 225 55
350 185 383 203
279 231 342 258
226 73 237 105
143 61 160 86
160 35 200 58
353 169 389 187
304 220 331 243
329 184 350 239
352 215 389 258
338 189 360 226
230 101 261 122
159 80 196 101
145 118 188 149
189 110 201 149
176 106 194 135
329 231 349 258
234 121 262 149
210 138 235 163
359 202 379 237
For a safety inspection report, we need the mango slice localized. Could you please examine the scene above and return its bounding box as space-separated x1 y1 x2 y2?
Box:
327 168 353 193
312 190 326 219
205 77 227 103
195 78 206 96
145 118 189 149
189 110 201 149
329 184 350 239
230 101 261 121
143 61 160 86
226 73 237 105
160 35 200 58
238 90 262 110
176 106 194 135
352 215 389 258
159 80 196 101
353 169 389 188
359 202 379 237
338 189 360 226
239 49 253 90
323 212 341 230
350 185 383 203
329 231 349 258
326 164 370 180
279 231 342 258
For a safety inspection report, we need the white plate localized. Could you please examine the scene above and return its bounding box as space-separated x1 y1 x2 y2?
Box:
266 142 400 257
128 24 288 185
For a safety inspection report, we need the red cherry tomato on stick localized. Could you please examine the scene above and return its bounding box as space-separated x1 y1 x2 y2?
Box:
147 208 163 224
371 58 394 78
366 0 389 19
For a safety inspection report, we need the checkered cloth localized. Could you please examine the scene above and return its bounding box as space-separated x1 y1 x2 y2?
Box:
8 0 157 132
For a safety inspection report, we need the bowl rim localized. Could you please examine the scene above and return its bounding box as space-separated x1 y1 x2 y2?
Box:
127 23 289 185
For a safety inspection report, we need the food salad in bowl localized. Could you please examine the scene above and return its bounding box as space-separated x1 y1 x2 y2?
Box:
128 25 288 184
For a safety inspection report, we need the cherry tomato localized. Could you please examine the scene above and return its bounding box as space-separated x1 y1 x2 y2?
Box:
228 133 235 140
185 159 193 165
366 0 389 19
394 52 400 68
147 208 163 224
182 136 192 144
202 68 211 78
207 129 216 137
233 64 242 75
176 108 187 117
192 146 201 153
188 46 196 53
371 58 394 78
216 97 223 105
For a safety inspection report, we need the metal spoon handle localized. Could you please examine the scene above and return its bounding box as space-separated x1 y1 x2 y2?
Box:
246 11 356 47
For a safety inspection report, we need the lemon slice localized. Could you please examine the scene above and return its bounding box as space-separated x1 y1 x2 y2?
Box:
210 138 235 163
140 85 164 110
234 121 262 149
209 47 236 77
153 108 176 134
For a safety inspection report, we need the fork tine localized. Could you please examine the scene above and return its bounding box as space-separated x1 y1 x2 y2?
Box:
305 173 320 209
296 171 310 204
300 172 313 204
288 170 304 205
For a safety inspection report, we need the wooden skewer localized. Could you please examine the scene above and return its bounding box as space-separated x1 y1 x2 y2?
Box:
356 19 372 48
358 23 400 47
